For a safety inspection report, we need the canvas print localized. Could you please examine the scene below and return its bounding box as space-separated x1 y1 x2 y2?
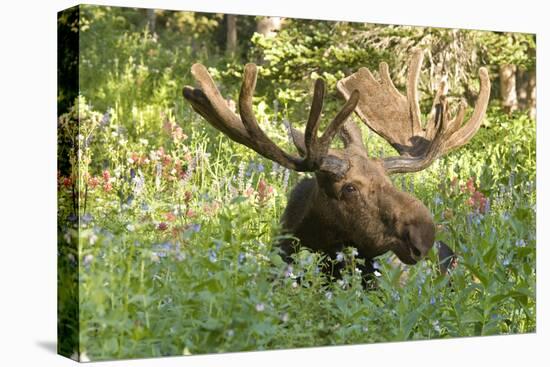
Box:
57 4 536 362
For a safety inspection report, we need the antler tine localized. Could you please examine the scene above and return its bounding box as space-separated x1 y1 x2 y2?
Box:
184 63 358 175
184 64 249 145
405 49 424 136
442 67 491 154
384 96 461 174
303 78 325 160
238 63 318 170
318 90 360 155
338 49 490 174
425 76 448 142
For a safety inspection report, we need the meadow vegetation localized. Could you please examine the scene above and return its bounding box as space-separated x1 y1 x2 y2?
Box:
57 6 536 360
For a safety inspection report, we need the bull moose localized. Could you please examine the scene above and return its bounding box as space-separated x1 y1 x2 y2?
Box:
182 49 490 277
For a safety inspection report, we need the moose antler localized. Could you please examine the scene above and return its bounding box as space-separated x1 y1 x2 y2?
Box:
337 49 490 174
183 63 360 178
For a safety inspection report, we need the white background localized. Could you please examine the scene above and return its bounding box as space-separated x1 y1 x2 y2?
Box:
0 0 546 366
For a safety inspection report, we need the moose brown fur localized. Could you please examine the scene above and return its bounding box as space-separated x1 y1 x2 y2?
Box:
182 49 490 275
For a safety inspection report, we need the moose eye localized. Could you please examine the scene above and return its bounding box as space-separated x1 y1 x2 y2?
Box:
341 183 357 197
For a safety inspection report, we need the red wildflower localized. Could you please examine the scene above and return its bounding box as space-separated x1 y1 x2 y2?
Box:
88 176 100 189
165 212 177 222
464 178 476 193
257 179 274 204
103 182 113 192
157 222 168 231
102 170 111 182
62 177 73 188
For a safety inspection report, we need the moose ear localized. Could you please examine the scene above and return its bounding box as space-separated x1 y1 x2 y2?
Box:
319 155 349 180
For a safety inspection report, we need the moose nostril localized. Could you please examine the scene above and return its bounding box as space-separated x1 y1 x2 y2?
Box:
404 225 430 260
410 245 422 258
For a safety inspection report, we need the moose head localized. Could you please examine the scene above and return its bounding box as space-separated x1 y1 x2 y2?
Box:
182 49 490 272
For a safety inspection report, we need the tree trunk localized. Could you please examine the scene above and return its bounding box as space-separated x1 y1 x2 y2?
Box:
256 17 283 37
146 9 156 34
516 68 528 110
499 64 518 114
526 69 536 119
226 15 238 55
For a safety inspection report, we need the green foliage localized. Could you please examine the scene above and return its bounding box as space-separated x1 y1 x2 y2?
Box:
477 32 536 70
58 7 536 361
216 20 391 123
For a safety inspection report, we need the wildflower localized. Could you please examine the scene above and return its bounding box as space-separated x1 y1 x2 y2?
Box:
336 252 344 262
433 320 441 333
88 176 100 189
515 239 526 247
237 161 246 191
103 182 113 192
172 126 186 142
81 213 93 225
165 212 177 222
283 265 294 278
434 196 443 205
255 303 265 312
351 248 359 257
157 222 168 231
281 313 289 322
191 223 201 233
271 162 281 179
89 233 98 245
208 249 217 263
83 254 94 266
363 326 369 333
244 186 255 198
430 296 436 305
292 281 299 288
162 119 174 135
257 179 274 204
238 252 246 264
325 291 333 300
101 111 110 125
102 170 111 182
62 177 72 188
132 172 145 196
226 329 235 338
126 224 135 232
